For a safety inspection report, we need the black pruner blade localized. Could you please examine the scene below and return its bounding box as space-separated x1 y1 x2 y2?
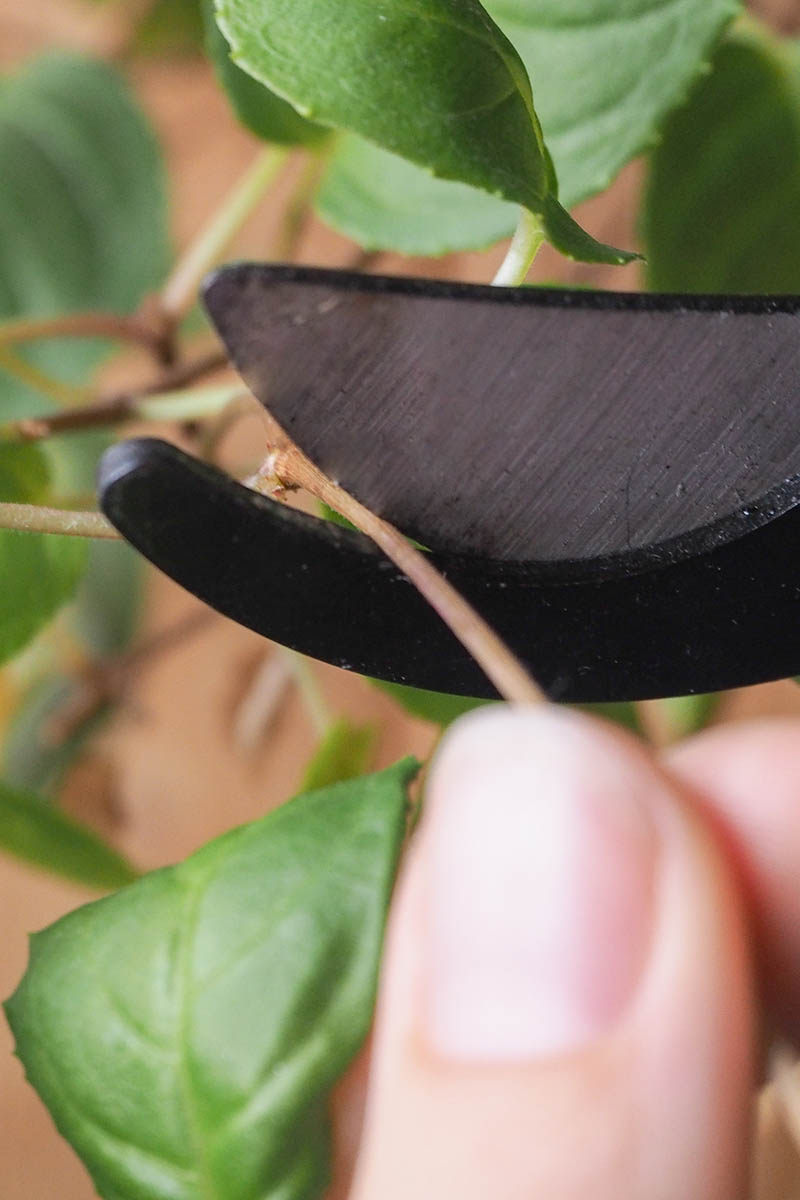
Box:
98 267 800 703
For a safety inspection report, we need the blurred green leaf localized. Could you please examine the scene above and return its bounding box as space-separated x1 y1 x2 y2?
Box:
300 718 377 792
315 0 737 254
0 52 170 421
579 700 642 735
643 29 800 291
0 779 137 889
135 0 205 53
203 0 327 145
216 0 634 264
6 759 417 1200
0 444 86 667
0 442 49 503
657 693 721 740
0 534 86 668
71 539 143 658
2 675 111 794
374 678 492 728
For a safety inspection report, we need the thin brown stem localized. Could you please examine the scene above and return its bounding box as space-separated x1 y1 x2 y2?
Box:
0 310 167 355
0 349 228 443
264 445 545 706
0 345 90 408
347 248 385 273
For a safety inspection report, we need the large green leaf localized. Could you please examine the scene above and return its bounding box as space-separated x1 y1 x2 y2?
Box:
643 29 800 292
215 0 634 264
202 0 326 145
0 780 137 889
6 759 418 1200
316 0 737 255
0 52 169 420
0 444 86 666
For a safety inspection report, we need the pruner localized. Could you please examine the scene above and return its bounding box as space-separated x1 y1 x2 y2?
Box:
98 265 800 703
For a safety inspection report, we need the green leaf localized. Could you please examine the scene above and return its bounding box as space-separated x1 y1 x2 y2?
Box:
317 135 518 256
0 779 137 889
0 533 87 667
216 0 634 264
6 759 418 1200
315 0 736 255
0 444 87 666
300 718 377 792
203 0 327 145
643 29 800 292
71 539 144 658
0 52 170 421
0 442 49 503
489 0 739 208
374 679 492 727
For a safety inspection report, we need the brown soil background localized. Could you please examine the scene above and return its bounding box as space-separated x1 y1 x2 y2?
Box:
2 1 800 1196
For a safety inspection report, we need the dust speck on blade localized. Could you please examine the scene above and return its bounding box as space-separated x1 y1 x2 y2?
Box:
317 297 342 316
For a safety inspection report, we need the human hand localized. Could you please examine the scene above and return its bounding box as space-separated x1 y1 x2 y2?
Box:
341 705 800 1199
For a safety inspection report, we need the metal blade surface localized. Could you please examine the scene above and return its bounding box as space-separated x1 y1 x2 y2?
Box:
204 265 800 562
99 439 800 701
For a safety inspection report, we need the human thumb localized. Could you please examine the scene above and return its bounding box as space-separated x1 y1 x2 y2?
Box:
350 706 756 1200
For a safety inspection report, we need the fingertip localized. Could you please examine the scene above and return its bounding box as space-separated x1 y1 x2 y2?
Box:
668 718 800 1040
353 704 756 1200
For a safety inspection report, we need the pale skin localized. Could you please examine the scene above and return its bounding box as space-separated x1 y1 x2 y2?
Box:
324 705 800 1199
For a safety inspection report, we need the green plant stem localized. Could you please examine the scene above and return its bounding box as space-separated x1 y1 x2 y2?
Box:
492 207 546 287
0 503 120 540
160 145 291 327
137 384 246 422
0 350 229 442
273 150 329 261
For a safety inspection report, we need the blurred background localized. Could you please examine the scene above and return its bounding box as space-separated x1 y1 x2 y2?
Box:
1 0 800 1195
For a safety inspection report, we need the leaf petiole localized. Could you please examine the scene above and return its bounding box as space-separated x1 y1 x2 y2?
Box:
492 207 545 287
159 144 292 326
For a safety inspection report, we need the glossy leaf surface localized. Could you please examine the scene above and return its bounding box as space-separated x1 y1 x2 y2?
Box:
203 0 326 145
316 0 736 254
216 0 633 263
